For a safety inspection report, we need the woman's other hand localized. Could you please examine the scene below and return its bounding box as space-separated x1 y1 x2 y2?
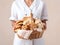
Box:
41 19 47 30
11 20 18 33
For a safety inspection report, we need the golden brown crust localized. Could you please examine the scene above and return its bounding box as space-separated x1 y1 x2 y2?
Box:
14 13 44 39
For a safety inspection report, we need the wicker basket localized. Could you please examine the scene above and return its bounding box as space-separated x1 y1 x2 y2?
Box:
29 30 42 40
14 13 44 40
16 29 44 40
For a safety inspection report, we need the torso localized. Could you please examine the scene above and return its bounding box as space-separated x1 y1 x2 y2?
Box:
15 0 44 20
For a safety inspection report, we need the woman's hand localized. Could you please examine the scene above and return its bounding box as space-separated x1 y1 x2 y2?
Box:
42 23 46 30
41 20 47 30
11 20 19 33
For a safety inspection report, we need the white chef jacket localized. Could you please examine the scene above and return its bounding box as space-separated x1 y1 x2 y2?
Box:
9 0 48 45
9 0 48 21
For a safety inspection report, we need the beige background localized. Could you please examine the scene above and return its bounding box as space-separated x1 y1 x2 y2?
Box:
0 0 60 45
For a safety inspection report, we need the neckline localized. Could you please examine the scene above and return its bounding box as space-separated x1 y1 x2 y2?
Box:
23 0 36 9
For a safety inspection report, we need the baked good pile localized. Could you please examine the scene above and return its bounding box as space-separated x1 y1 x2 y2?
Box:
14 13 44 40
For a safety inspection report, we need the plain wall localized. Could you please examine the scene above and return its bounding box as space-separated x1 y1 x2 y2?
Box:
0 0 60 45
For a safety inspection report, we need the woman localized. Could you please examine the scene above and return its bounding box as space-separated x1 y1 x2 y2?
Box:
9 0 48 45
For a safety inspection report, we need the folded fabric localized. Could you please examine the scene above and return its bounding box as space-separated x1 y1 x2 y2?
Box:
17 29 33 39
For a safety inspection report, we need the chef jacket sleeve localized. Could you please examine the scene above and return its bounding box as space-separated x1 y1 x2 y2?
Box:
9 2 18 21
41 3 48 21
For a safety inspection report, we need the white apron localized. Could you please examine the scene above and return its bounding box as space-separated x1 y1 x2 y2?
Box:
9 0 48 45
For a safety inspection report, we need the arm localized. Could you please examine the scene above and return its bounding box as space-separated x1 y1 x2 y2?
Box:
11 20 16 30
11 20 19 33
9 2 18 32
10 20 18 33
39 3 48 38
41 3 48 30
